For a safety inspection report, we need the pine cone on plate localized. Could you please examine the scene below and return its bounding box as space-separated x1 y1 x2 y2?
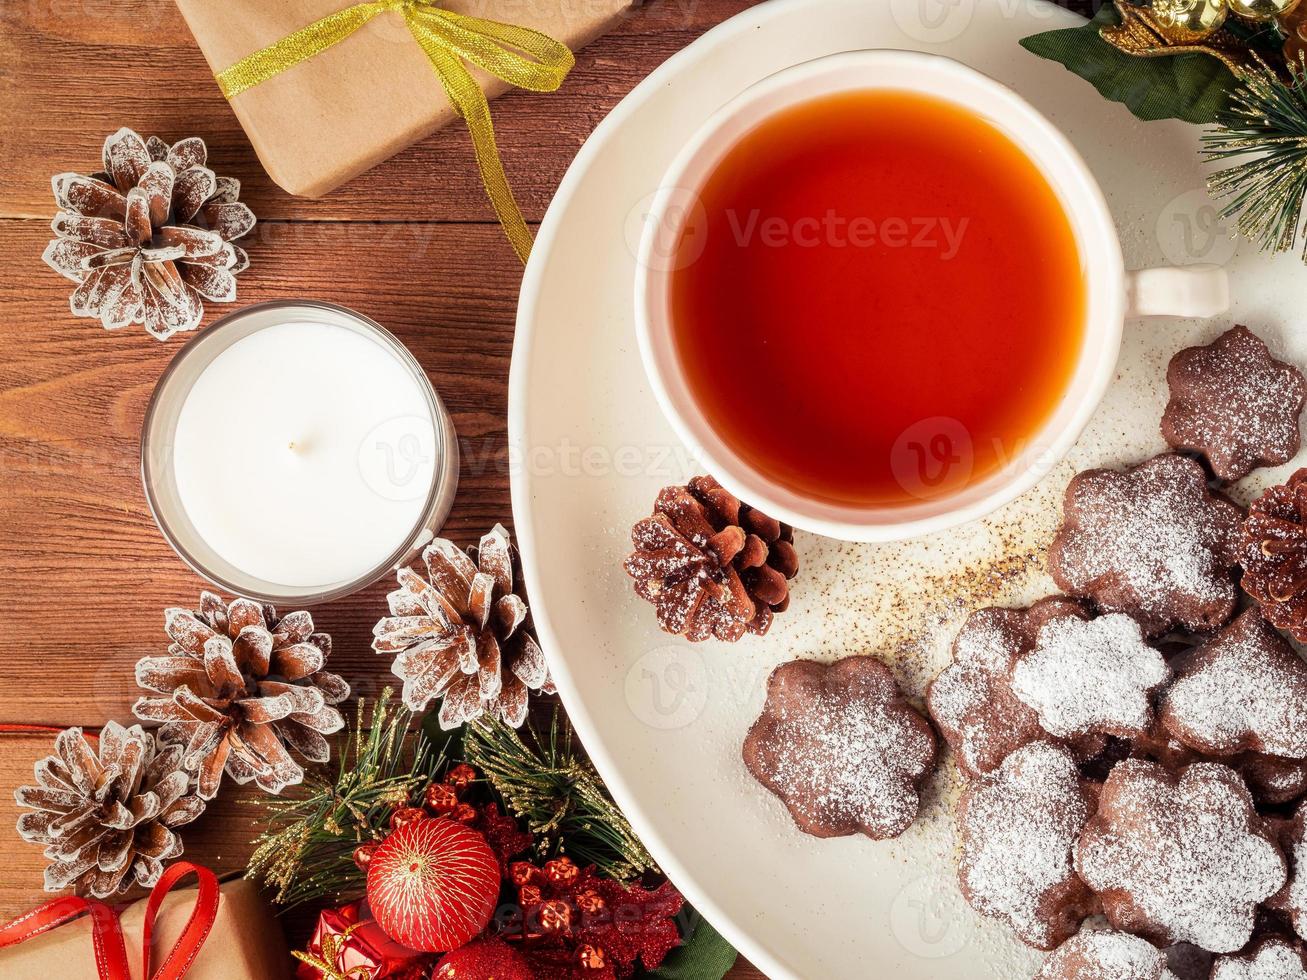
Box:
373 524 554 730
132 592 349 799
1242 468 1307 642
42 127 255 339
624 475 799 642
15 722 206 898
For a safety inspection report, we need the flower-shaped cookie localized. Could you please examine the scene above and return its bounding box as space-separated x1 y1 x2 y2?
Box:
1074 760 1286 952
957 741 1098 949
1159 608 1307 759
1269 802 1307 943
1210 937 1307 980
1013 613 1171 740
927 596 1100 778
1162 325 1306 483
1035 929 1178 980
742 656 936 840
1048 454 1243 636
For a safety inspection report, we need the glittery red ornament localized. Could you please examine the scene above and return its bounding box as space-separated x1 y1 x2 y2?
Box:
433 937 533 980
446 764 477 789
577 944 607 970
353 842 379 872
538 899 572 934
390 806 427 830
574 888 605 915
453 803 479 824
519 884 543 908
545 857 579 886
509 861 539 888
366 818 500 953
424 783 459 815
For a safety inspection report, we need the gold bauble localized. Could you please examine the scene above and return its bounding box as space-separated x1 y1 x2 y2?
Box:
1227 0 1301 20
1151 0 1229 40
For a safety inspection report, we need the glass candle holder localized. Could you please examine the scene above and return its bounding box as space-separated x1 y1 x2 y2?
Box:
142 300 458 605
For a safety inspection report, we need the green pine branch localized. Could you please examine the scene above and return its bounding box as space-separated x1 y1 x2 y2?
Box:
245 689 446 909
461 708 658 882
1204 56 1307 261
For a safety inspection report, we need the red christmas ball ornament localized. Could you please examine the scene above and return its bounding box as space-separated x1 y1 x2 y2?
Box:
390 805 427 830
445 763 477 789
366 818 500 953
424 783 459 815
433 937 533 980
352 841 379 872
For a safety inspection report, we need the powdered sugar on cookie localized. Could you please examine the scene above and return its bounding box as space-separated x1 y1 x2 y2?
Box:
957 741 1096 949
1210 938 1307 980
1074 760 1285 952
1048 454 1242 636
1013 613 1170 739
1035 929 1178 980
1161 608 1307 758
743 656 936 840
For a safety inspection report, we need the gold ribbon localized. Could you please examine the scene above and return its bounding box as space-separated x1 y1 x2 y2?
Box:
215 0 576 262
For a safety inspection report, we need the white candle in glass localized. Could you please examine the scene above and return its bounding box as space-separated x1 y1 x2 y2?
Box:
143 302 458 603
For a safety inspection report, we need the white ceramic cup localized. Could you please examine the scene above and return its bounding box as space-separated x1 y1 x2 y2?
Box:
634 48 1229 543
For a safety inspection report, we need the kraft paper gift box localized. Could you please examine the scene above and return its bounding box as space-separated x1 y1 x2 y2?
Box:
0 878 290 980
175 0 636 197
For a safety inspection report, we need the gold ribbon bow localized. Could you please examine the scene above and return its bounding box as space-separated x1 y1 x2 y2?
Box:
215 0 576 262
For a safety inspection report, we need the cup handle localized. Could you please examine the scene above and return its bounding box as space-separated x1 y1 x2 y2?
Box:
1125 264 1229 319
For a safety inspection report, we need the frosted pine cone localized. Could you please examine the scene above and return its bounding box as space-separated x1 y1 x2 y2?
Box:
373 524 553 730
624 476 799 642
132 592 349 798
15 722 205 898
42 127 255 339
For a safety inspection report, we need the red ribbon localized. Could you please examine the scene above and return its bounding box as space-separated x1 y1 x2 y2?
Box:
0 862 221 980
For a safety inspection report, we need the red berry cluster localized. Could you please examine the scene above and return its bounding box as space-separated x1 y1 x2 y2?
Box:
353 763 533 875
500 856 684 978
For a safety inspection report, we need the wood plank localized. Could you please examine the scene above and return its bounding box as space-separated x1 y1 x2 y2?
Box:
0 218 521 726
0 0 757 224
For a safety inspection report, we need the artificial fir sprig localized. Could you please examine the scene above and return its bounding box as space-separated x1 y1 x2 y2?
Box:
1204 55 1307 260
462 708 659 882
246 688 445 908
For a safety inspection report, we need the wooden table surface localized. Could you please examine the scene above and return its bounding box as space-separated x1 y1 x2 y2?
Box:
0 0 1092 974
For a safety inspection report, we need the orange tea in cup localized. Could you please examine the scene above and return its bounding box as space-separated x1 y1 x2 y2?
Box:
669 89 1086 506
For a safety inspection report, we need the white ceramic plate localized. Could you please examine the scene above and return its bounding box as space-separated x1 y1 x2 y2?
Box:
509 1 1307 976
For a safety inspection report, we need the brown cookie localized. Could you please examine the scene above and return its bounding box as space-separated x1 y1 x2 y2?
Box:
1239 753 1307 808
1074 759 1286 952
1013 612 1171 740
1268 802 1307 943
1162 325 1306 483
1209 936 1307 980
1035 929 1178 980
1048 454 1243 636
1159 609 1307 759
742 655 936 840
956 741 1098 949
927 596 1103 778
